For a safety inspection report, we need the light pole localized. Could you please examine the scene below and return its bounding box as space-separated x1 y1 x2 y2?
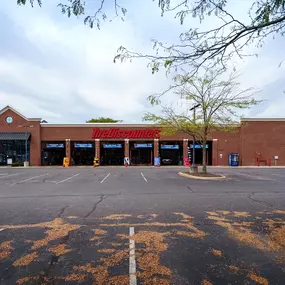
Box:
190 104 201 173
18 124 34 167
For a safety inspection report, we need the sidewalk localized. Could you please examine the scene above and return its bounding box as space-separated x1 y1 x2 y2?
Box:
1 165 285 169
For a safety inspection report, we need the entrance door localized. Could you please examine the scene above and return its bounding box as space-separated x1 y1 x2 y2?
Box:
160 142 183 165
72 142 94 166
42 142 65 166
130 143 153 165
189 142 212 165
100 142 124 166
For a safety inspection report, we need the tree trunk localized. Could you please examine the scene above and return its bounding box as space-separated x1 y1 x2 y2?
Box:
202 139 207 173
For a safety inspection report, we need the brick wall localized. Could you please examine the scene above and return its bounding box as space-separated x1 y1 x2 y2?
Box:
3 107 285 166
210 128 241 166
0 109 41 166
240 121 285 166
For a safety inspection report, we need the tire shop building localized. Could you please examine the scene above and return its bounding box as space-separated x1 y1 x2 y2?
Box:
1 105 285 167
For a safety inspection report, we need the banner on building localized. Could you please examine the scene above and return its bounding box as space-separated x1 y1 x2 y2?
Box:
134 143 153 148
46 143 64 148
74 143 93 148
103 144 123 149
161 145 179 149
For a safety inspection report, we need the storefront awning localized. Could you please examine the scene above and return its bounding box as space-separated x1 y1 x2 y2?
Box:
0 132 31 140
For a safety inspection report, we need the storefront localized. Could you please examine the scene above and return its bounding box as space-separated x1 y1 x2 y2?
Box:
42 142 65 166
2 105 285 167
159 141 183 165
188 142 212 165
130 142 153 166
0 133 30 165
100 142 124 165
71 142 94 166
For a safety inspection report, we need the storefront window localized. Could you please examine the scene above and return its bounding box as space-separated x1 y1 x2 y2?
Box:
159 141 183 165
42 142 66 166
100 141 124 165
71 141 94 166
0 140 30 165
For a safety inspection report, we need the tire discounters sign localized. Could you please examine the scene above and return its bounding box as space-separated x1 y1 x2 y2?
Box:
92 128 161 139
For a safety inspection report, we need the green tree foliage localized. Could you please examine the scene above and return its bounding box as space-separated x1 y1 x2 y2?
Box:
144 69 261 173
86 117 122 123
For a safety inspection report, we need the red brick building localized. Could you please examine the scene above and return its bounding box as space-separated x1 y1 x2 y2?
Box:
0 105 284 166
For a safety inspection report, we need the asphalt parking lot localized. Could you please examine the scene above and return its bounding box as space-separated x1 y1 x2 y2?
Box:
0 166 285 285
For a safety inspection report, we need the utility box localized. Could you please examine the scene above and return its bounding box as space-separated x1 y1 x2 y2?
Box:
228 153 239 167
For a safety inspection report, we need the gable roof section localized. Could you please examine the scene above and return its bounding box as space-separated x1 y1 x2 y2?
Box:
0 105 41 121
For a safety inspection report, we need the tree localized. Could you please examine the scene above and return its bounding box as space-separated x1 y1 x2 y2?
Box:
18 0 285 72
86 117 122 123
115 0 285 74
143 69 260 173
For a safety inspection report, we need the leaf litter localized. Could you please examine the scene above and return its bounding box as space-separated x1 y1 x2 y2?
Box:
0 240 13 260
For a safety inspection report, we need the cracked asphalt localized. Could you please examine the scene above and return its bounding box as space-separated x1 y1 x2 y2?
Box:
0 167 285 285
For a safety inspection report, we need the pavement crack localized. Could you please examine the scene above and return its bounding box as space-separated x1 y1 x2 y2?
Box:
84 195 107 219
58 205 70 218
248 192 273 208
186 185 195 193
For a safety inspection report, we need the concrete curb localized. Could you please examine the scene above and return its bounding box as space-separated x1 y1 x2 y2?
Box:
178 172 228 180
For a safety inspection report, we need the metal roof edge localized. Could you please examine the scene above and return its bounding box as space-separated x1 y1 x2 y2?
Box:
40 123 156 127
241 118 285 122
0 105 42 121
28 118 42 121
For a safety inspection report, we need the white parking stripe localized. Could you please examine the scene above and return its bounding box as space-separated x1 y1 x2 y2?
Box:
236 172 273 180
129 227 137 285
0 173 20 179
0 228 5 232
56 173 80 184
101 173 110 184
141 172 147 182
0 173 8 176
10 173 49 186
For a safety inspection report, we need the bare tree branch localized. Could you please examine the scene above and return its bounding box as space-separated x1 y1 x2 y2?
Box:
144 68 261 173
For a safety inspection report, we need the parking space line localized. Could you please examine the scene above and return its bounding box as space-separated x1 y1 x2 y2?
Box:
141 172 147 182
0 228 5 232
0 173 8 176
129 227 137 285
10 173 49 186
56 173 80 184
101 173 110 184
0 173 20 179
236 172 273 180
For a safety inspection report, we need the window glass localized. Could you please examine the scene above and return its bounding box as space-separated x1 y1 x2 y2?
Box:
0 140 30 165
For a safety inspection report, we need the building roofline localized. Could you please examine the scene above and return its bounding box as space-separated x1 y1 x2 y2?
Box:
41 123 156 127
0 105 42 121
241 118 285 122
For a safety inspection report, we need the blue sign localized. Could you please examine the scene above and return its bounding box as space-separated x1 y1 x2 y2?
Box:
190 144 208 149
161 145 179 150
46 143 64 148
134 143 153 148
74 143 93 148
154 157 161 166
103 144 122 149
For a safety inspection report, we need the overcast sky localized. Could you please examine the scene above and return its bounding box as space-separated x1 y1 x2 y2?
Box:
0 0 284 123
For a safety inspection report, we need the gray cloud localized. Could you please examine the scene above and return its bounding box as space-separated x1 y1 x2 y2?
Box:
0 0 284 123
